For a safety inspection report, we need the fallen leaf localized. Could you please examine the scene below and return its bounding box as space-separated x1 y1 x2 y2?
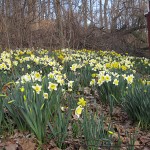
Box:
143 147 150 150
2 84 10 95
84 87 91 95
112 107 121 116
18 138 36 150
65 145 74 150
134 140 140 149
79 146 86 150
123 120 132 129
5 142 17 150
50 147 61 150
49 140 57 148
139 136 150 145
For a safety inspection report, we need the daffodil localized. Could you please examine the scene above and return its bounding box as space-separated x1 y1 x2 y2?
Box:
32 84 42 94
61 106 68 112
108 130 114 135
97 79 104 86
27 64 31 69
48 61 55 66
111 61 120 69
20 86 25 92
122 74 126 79
48 82 58 91
90 79 96 86
68 88 73 92
105 63 111 68
58 54 64 60
43 93 48 99
125 74 134 84
77 97 86 107
23 95 27 101
70 64 78 71
113 79 119 86
33 72 42 81
91 73 96 77
105 74 111 82
75 105 84 118
0 63 7 70
121 65 127 71
48 72 55 79
68 81 74 88
147 81 150 85
20 73 31 83
13 61 18 66
57 79 64 85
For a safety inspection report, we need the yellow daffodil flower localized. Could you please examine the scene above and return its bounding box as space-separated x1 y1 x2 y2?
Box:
90 79 96 86
113 79 119 86
43 93 48 99
48 82 58 91
75 105 84 118
20 86 25 92
77 97 86 107
32 84 42 94
108 130 114 135
125 74 134 84
34 72 42 81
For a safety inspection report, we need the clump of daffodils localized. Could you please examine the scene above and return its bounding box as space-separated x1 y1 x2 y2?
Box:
75 97 86 118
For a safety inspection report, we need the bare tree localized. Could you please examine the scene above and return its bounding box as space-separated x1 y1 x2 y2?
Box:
0 0 148 55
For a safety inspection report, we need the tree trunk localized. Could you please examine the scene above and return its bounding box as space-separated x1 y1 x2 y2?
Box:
82 0 88 29
54 0 64 48
99 0 103 28
104 0 108 29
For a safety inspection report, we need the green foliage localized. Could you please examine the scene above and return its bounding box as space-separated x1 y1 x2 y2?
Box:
5 78 63 143
72 121 81 138
126 131 138 150
82 112 112 150
0 95 4 130
96 75 128 103
134 57 150 75
96 77 127 116
79 65 93 87
122 84 150 129
48 109 71 148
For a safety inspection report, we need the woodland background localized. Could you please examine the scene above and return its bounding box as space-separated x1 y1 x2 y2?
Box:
0 0 149 55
